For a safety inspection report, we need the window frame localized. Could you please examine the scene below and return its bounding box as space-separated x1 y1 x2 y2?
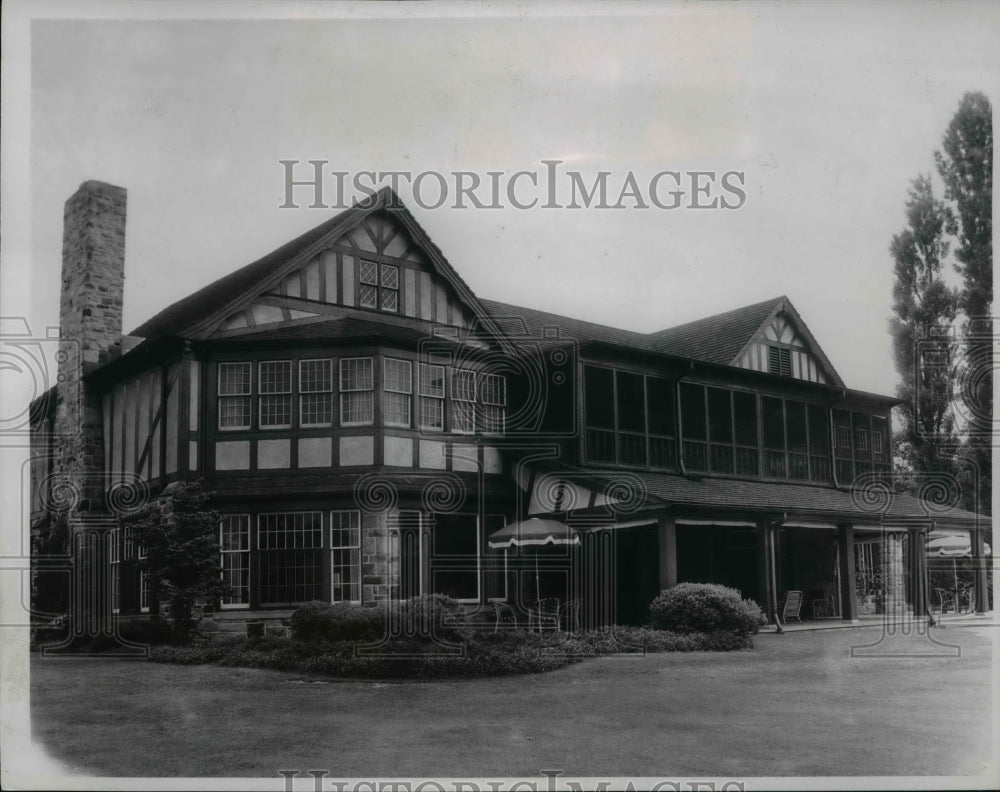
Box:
330 510 362 604
339 357 375 427
219 514 251 610
418 363 446 431
217 361 252 431
258 360 293 430
382 357 413 429
358 259 400 313
450 368 477 434
298 358 334 428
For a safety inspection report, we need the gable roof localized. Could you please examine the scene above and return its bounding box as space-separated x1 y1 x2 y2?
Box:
648 295 844 387
647 296 785 363
129 187 505 346
478 299 655 350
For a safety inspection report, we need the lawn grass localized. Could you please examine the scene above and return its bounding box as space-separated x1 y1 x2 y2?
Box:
29 624 997 779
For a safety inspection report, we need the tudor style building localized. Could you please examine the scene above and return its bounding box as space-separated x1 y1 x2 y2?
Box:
30 180 991 633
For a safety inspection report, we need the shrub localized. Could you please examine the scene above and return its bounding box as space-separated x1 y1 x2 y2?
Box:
289 601 386 643
389 594 471 642
118 618 174 645
648 583 765 636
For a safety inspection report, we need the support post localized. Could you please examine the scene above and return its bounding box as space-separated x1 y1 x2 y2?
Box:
972 525 988 614
837 523 857 621
756 520 771 620
657 515 677 592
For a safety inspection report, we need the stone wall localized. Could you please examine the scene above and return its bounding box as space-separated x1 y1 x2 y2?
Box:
54 181 127 514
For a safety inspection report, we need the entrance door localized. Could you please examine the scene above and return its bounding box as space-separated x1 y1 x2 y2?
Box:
615 524 660 625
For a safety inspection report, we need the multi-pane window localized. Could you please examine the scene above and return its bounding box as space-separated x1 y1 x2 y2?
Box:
259 361 292 428
109 526 120 613
330 510 361 603
681 384 757 475
299 359 333 427
218 362 251 430
768 346 792 377
451 369 476 433
835 424 852 450
855 426 869 451
340 357 374 425
585 366 674 468
872 429 883 455
359 260 400 312
479 373 506 434
418 363 445 430
258 512 324 605
220 515 250 608
383 358 412 428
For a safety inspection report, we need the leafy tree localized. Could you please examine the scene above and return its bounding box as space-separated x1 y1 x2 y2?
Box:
889 174 959 479
935 91 992 514
122 480 226 642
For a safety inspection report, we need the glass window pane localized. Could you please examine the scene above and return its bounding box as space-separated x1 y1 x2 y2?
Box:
616 371 645 433
647 377 674 436
584 366 615 429
359 260 378 285
808 404 830 454
762 396 785 449
786 401 807 453
680 383 706 440
707 388 733 443
733 391 757 446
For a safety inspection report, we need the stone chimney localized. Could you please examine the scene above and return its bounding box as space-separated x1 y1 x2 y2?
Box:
54 181 127 513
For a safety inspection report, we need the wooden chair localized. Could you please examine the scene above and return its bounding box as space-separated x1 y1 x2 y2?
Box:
960 588 977 614
492 601 518 632
527 597 561 632
780 590 803 623
559 599 581 633
812 593 838 619
934 588 956 613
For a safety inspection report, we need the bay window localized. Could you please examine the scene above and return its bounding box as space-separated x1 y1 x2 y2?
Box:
259 361 292 428
383 358 412 428
418 363 445 430
340 357 374 426
218 362 252 430
299 359 334 427
257 512 324 605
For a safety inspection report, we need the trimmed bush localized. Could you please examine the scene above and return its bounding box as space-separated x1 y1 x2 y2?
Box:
118 618 174 645
648 583 765 636
289 601 386 643
389 594 471 642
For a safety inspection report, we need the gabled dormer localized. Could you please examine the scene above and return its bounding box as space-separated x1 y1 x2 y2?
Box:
648 295 843 387
129 188 506 347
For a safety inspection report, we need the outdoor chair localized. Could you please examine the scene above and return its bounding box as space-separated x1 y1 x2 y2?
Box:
960 588 976 614
934 588 956 613
812 593 838 619
779 590 803 623
492 601 518 632
527 597 561 632
559 599 581 633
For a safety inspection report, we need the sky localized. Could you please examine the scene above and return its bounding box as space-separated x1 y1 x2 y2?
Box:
9 0 1000 398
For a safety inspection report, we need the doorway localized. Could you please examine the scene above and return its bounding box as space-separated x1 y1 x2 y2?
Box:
615 523 660 625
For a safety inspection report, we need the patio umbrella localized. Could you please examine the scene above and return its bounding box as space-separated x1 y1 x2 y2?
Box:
926 530 992 609
488 518 580 602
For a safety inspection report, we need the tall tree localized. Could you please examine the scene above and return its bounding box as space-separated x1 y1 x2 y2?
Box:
935 92 992 514
889 174 959 479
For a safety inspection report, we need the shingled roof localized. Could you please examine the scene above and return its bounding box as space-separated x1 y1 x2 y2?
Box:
646 296 785 363
129 187 495 344
478 299 655 350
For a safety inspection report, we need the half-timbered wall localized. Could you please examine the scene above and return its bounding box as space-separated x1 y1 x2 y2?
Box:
204 344 505 477
216 212 474 335
737 312 829 384
102 361 187 485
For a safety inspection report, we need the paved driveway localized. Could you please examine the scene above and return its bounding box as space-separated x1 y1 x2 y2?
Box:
27 624 997 780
